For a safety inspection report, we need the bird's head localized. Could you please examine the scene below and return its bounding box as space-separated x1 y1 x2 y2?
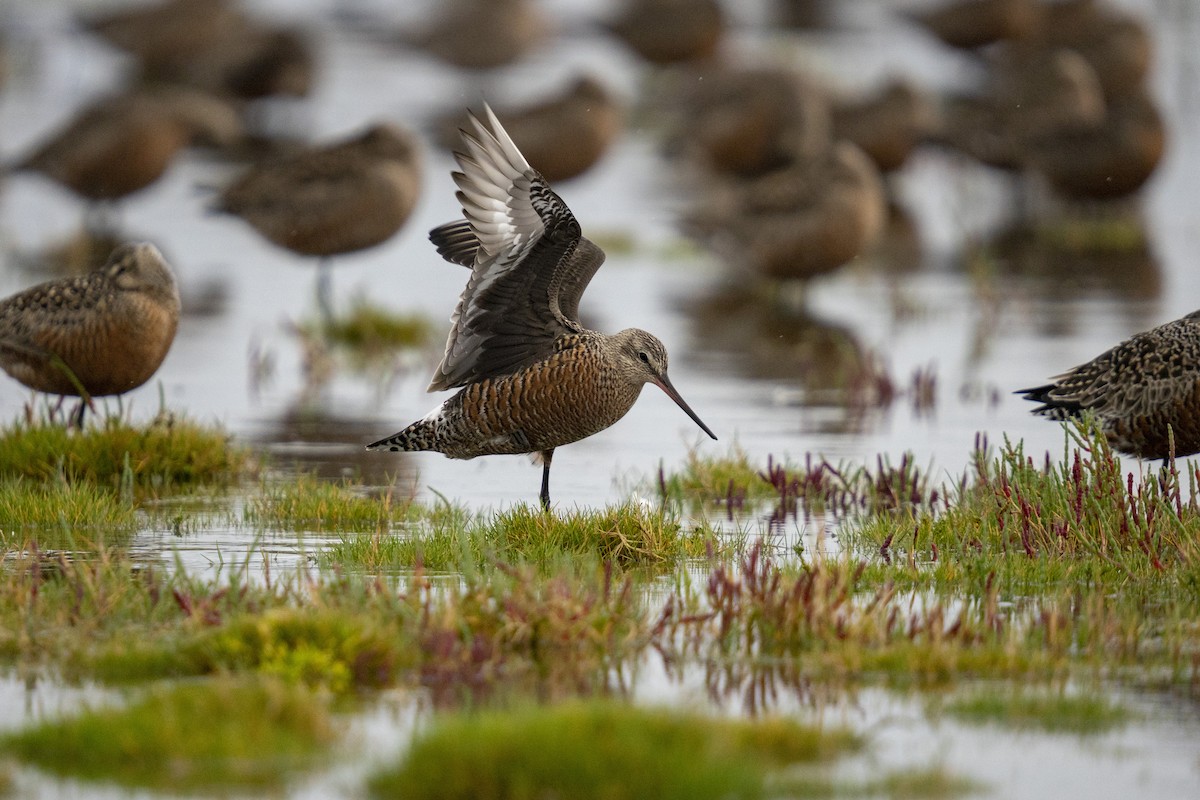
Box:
615 328 717 441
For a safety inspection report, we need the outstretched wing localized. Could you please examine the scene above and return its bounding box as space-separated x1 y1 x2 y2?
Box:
427 104 606 392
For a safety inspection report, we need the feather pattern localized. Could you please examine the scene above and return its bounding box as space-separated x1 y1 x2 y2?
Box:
428 104 606 392
1020 309 1200 458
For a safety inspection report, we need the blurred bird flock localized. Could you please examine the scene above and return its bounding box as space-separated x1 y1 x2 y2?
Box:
0 0 1199 797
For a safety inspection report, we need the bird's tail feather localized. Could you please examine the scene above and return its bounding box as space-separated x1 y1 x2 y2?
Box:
366 419 437 452
1016 384 1082 421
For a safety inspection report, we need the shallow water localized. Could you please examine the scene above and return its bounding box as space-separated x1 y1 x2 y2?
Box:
1 0 1200 796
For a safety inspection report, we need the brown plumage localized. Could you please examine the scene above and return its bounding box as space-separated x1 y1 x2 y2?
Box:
905 0 1038 50
686 141 887 282
14 87 241 205
81 0 249 76
434 77 623 183
367 106 716 508
832 79 939 173
410 0 549 71
1035 0 1152 100
1026 90 1165 201
217 123 421 257
217 123 421 315
1020 311 1200 459
671 66 831 176
606 0 725 64
937 46 1107 173
0 243 180 418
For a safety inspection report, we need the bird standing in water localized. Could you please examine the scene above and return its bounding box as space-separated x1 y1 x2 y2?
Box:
368 106 716 508
1020 310 1200 460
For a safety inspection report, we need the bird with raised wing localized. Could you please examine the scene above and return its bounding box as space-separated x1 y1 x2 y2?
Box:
367 106 716 508
1020 310 1200 460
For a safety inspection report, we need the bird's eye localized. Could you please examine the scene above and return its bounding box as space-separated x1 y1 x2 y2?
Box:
638 351 651 364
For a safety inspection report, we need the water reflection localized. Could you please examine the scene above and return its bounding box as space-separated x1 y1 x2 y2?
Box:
249 405 419 487
679 283 925 435
987 214 1162 304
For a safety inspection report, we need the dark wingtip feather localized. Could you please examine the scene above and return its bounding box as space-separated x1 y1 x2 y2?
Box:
429 219 478 267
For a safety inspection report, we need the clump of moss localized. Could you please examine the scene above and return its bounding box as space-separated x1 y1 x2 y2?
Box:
484 504 713 568
308 296 434 358
0 678 335 792
940 689 1129 734
323 502 714 573
178 607 414 692
0 412 248 493
244 475 417 532
0 478 137 548
369 701 860 800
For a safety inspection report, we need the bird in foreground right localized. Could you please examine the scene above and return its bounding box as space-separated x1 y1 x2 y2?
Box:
367 105 717 509
1019 310 1200 460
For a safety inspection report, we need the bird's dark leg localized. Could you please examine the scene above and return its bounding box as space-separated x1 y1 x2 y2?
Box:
316 257 334 326
71 399 87 430
539 448 555 512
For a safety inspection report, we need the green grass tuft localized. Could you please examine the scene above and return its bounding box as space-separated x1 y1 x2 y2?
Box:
308 296 434 358
369 701 859 800
323 502 715 573
657 447 779 508
178 607 415 692
0 478 136 548
0 412 248 494
941 689 1130 734
244 474 418 532
0 678 335 791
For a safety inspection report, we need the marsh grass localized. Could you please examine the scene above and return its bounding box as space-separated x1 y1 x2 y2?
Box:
939 689 1129 734
0 678 335 791
657 448 779 509
0 412 248 493
244 474 421 532
656 421 1200 683
0 479 136 548
660 447 937 522
368 701 860 800
323 502 715 573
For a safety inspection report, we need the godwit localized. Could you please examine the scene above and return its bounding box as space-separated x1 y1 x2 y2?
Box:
832 79 939 174
409 0 549 71
215 123 422 319
13 86 241 229
605 0 725 65
1020 310 1200 459
434 76 623 183
685 141 887 283
904 0 1039 50
367 106 716 508
0 243 180 426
